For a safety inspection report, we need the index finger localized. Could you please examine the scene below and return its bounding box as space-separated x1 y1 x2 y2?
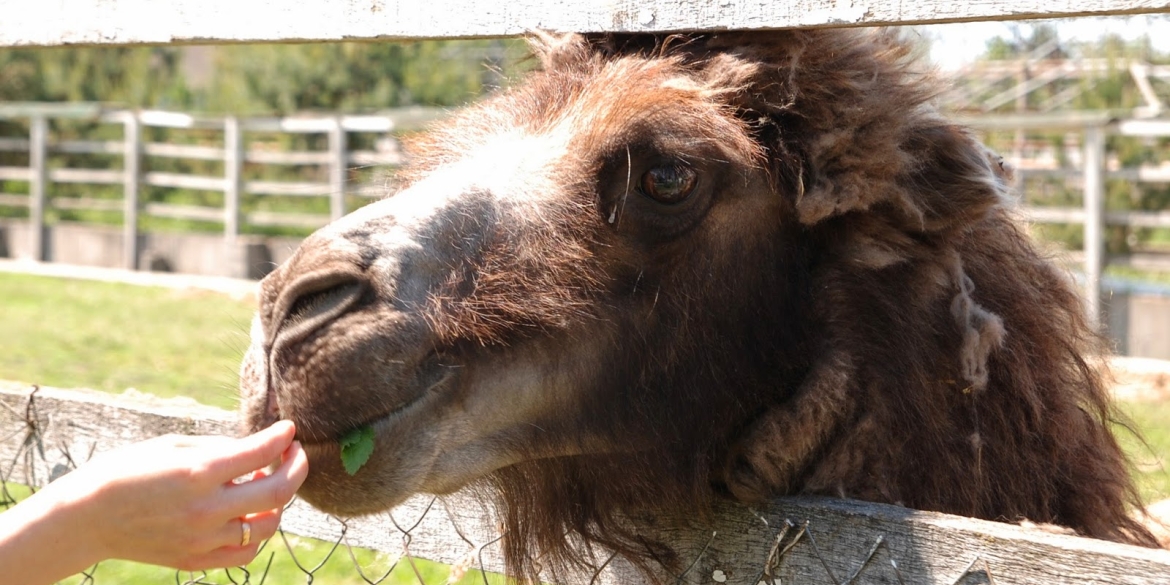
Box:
203 420 297 482
217 440 309 519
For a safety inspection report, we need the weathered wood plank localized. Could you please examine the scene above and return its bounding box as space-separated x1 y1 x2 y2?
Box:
1023 206 1170 228
144 202 223 223
52 140 124 155
3 1 1170 48
50 197 123 212
1084 125 1106 326
3 382 1169 584
28 115 47 262
48 168 123 185
1019 166 1170 183
0 193 30 207
123 112 142 270
223 116 244 246
245 180 331 196
246 150 331 165
136 110 224 130
348 150 405 166
0 167 32 182
0 138 29 152
246 210 330 229
143 142 225 161
143 171 226 192
0 258 258 296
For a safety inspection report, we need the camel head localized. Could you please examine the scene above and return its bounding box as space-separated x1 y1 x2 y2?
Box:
240 29 1155 578
239 30 792 515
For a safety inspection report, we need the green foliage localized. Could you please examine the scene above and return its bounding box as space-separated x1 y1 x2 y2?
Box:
0 46 190 106
206 40 519 114
0 39 527 113
983 23 1064 61
971 25 1170 257
340 425 377 475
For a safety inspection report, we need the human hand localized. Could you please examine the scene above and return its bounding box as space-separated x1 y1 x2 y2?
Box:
56 420 309 571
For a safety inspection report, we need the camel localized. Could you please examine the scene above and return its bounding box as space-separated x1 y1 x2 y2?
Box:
238 28 1158 582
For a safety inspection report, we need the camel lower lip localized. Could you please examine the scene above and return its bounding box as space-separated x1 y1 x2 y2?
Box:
296 366 454 447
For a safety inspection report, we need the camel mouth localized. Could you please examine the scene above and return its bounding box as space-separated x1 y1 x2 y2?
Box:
294 352 457 448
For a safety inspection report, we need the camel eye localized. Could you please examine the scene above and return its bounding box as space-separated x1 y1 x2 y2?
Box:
639 164 697 204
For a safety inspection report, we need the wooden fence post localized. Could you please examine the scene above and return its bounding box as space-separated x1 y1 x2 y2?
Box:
28 114 47 262
328 117 347 221
122 112 141 270
223 116 243 248
1083 124 1106 328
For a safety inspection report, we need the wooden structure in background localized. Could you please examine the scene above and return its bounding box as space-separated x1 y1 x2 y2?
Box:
0 104 443 266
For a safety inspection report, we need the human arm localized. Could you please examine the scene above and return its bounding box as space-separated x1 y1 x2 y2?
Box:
0 420 308 585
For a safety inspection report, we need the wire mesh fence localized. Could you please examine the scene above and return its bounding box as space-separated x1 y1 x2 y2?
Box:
0 383 515 585
4 381 1170 585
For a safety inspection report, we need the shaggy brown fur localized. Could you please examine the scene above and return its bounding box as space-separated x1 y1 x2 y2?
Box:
242 28 1158 583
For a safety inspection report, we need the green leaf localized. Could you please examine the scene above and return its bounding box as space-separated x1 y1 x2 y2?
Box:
339 425 376 475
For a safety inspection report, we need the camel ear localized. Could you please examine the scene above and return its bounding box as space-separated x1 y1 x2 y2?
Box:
796 123 1008 231
527 30 591 71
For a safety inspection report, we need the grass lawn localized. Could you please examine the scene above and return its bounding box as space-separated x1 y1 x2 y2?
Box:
0 272 255 409
1118 401 1170 505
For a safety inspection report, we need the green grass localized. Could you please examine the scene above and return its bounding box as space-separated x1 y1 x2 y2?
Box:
1117 401 1170 505
0 272 255 409
59 542 504 585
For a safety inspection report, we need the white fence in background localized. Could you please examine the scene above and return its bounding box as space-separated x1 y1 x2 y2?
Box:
0 104 445 268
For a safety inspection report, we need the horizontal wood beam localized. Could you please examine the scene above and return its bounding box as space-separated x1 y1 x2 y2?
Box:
3 1 1170 48
3 381 1170 584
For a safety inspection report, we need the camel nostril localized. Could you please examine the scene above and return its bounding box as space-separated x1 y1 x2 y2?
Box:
273 273 366 347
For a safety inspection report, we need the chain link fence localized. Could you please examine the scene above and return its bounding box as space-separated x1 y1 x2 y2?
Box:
4 382 1169 585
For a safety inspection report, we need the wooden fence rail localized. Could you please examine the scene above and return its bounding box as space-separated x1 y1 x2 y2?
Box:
3 0 1170 47
0 104 446 267
3 381 1170 584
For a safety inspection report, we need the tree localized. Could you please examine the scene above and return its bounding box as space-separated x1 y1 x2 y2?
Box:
203 40 524 114
969 24 1170 256
0 46 190 106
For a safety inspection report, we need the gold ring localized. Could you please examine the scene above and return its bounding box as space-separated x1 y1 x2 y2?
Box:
240 520 251 547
